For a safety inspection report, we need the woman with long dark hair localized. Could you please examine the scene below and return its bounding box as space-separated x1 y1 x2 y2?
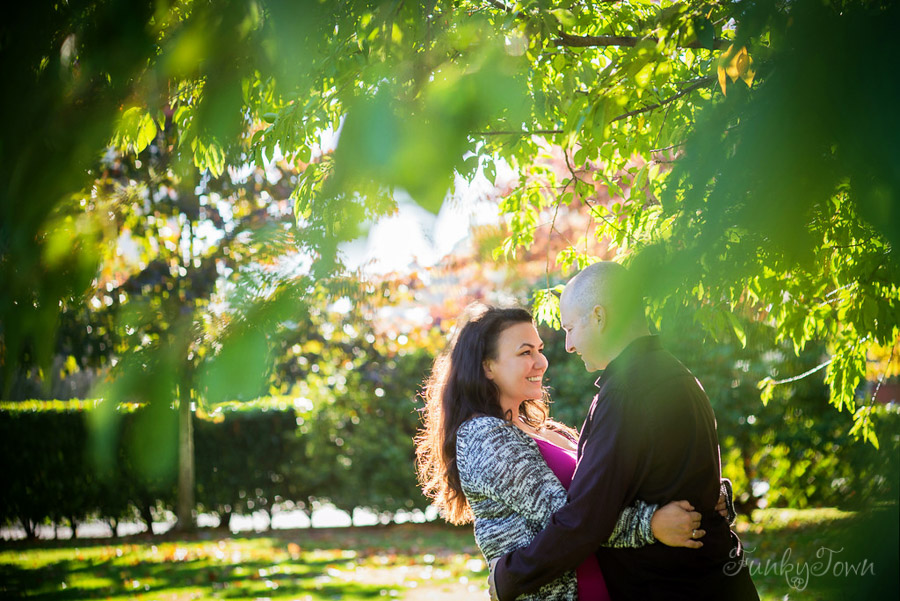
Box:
416 304 726 600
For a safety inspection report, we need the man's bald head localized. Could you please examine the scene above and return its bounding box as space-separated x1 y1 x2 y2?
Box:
559 261 648 371
561 262 645 325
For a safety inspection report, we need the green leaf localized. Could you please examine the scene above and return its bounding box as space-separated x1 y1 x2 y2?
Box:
550 9 577 29
532 287 563 329
135 113 157 153
758 377 775 406
113 107 158 155
484 160 497 183
693 17 716 50
726 311 747 348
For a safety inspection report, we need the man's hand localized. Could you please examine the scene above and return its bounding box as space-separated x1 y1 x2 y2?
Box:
488 557 500 601
650 500 704 548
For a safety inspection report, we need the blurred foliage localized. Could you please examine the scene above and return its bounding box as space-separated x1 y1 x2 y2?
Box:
2 0 898 528
488 0 900 444
3 0 531 526
659 318 900 512
536 313 900 514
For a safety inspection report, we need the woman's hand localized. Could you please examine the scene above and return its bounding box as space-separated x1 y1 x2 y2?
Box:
716 491 729 519
650 500 704 548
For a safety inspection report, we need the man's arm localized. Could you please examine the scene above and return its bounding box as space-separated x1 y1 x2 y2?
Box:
493 389 643 601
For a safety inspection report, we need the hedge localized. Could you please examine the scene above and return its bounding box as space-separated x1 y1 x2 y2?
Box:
0 397 425 537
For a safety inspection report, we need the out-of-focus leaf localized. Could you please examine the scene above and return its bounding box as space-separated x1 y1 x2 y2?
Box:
200 328 270 405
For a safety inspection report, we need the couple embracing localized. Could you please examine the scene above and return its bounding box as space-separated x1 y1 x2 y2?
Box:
416 262 759 600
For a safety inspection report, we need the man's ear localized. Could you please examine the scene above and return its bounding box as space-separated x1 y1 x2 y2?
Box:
483 360 495 381
592 304 606 331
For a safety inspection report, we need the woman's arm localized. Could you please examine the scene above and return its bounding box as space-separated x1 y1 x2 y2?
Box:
719 478 737 524
603 498 657 547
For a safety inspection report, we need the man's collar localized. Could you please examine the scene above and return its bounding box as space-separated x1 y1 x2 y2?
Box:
593 335 660 388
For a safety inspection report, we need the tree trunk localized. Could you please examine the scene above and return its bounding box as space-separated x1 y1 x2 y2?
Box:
22 519 36 540
176 379 195 531
219 509 233 531
302 501 314 528
68 515 78 539
140 502 154 534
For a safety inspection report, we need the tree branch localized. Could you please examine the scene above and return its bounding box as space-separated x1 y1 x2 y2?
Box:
483 0 727 50
563 149 627 236
483 0 525 19
546 192 564 290
609 77 712 123
480 128 564 136
766 359 833 386
555 31 728 50
650 141 686 154
478 77 711 138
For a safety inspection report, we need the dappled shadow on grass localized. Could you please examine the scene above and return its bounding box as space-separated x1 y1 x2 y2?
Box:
0 561 62 597
216 581 397 600
0 555 334 601
10 574 396 601
7 513 893 601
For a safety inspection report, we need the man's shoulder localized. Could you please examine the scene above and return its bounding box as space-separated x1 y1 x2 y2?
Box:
592 348 705 424
586 383 636 429
611 345 699 393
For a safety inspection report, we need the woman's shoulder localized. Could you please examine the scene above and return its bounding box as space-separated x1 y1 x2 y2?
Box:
456 416 547 489
458 414 507 436
456 415 533 456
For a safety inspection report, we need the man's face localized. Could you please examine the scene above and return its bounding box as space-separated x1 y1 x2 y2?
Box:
559 292 607 372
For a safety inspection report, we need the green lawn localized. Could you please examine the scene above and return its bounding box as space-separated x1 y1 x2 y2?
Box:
1 507 896 600
0 522 486 601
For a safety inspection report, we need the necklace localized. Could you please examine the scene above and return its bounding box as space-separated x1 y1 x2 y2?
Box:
517 418 577 450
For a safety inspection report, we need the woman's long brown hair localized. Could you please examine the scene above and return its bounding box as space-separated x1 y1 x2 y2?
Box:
414 304 558 525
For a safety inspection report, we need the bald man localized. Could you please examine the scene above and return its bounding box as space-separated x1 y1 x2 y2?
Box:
490 262 758 600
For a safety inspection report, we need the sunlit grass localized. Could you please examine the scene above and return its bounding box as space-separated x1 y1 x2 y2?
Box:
2 509 895 600
0 523 486 600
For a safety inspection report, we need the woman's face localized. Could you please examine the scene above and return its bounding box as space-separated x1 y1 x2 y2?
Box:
482 322 548 411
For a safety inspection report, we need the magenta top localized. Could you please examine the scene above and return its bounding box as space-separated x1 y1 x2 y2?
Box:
534 437 611 601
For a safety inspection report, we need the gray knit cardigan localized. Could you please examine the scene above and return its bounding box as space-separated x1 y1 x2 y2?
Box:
457 416 657 601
